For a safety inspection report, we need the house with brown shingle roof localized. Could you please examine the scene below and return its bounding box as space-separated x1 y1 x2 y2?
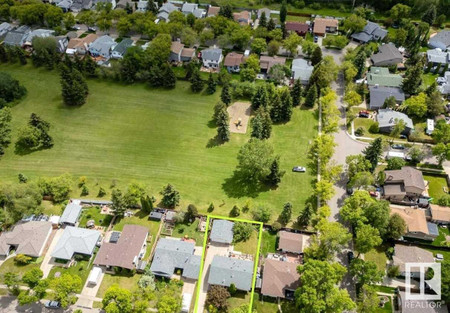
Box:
261 259 300 299
285 22 309 36
207 5 220 17
260 55 286 73
0 221 53 258
383 167 426 202
278 231 310 254
392 245 434 277
313 18 338 36
224 52 245 73
233 10 251 26
390 206 438 241
66 34 98 55
94 224 148 271
430 204 450 225
169 41 195 63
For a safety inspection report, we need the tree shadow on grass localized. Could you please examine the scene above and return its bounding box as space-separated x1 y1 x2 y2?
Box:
206 136 228 148
221 170 270 198
14 145 48 156
207 118 216 129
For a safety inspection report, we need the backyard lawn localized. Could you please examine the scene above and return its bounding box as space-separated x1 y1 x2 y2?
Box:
234 226 260 255
260 229 278 257
78 206 113 228
423 174 449 200
171 219 204 245
432 226 450 247
1 64 316 223
0 257 41 283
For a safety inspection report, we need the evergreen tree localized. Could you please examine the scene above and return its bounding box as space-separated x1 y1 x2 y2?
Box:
216 108 230 142
297 203 314 227
311 46 322 66
353 49 366 80
206 73 217 94
280 0 287 24
251 107 272 139
402 62 423 95
279 202 292 225
270 92 283 123
161 63 176 88
220 84 232 105
213 101 227 122
304 84 317 108
190 68 204 92
267 18 276 31
280 88 293 122
291 79 302 106
251 85 268 111
266 156 285 186
259 11 267 28
73 54 85 73
146 0 158 13
422 5 436 25
17 48 27 65
84 56 97 77
0 44 7 63
219 4 233 19
363 137 383 172
60 65 89 106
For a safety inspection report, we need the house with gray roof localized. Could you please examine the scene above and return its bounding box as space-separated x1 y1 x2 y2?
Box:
70 0 92 12
351 21 387 43
60 200 82 226
89 35 116 58
439 71 450 95
210 219 234 244
376 109 414 134
183 255 201 280
429 31 450 51
201 48 223 69
0 22 12 38
150 238 199 279
51 226 101 260
3 25 30 46
137 0 148 12
157 2 179 21
181 2 197 15
257 8 271 19
208 256 254 291
111 38 133 59
291 58 313 84
56 0 73 11
367 67 403 88
370 43 403 66
0 221 52 258
369 86 405 110
427 48 450 65
24 29 55 46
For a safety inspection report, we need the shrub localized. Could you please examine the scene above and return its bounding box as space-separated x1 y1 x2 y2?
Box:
78 176 87 188
18 173 28 183
233 222 253 243
272 221 281 231
387 265 400 278
253 207 271 223
355 127 365 136
437 194 450 206
229 283 237 295
229 205 240 217
207 203 214 212
97 187 106 197
369 122 379 133
81 185 89 196
14 254 32 265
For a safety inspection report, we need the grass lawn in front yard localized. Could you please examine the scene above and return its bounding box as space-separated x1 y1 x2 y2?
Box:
1 64 316 224
365 247 388 272
78 206 113 228
96 271 141 298
227 291 250 311
48 258 93 292
233 226 259 255
260 229 278 257
253 296 297 313
171 219 204 244
423 174 449 200
0 257 41 283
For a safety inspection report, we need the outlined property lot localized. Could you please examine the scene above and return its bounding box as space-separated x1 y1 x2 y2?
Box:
194 215 263 313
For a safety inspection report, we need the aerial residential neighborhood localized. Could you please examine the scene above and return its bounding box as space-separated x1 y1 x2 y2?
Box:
1 0 450 312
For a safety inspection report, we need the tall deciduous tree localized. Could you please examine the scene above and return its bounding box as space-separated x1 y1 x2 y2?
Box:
237 138 274 183
354 224 382 255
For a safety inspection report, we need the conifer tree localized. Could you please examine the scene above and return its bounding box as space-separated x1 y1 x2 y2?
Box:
206 73 217 94
280 87 293 122
266 156 285 186
216 108 230 142
220 84 232 105
311 46 322 66
259 11 267 28
270 92 283 123
251 107 272 139
304 84 317 108
60 65 89 106
267 18 276 31
291 78 302 106
251 85 268 111
190 68 204 92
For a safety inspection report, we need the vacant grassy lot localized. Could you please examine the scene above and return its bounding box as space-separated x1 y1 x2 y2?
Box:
424 174 449 200
1 64 316 223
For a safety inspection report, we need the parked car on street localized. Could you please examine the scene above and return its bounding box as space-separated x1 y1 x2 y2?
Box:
347 251 354 263
45 301 61 309
391 144 405 150
292 166 306 172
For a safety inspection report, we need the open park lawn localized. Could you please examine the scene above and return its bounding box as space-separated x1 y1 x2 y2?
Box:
0 257 41 283
424 174 449 200
1 65 316 222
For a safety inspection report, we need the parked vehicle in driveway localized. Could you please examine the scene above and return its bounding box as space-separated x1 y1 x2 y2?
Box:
45 301 61 309
391 144 405 150
359 110 370 118
292 166 306 172
314 35 318 43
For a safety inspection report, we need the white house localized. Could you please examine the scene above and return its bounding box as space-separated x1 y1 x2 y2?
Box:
201 48 223 69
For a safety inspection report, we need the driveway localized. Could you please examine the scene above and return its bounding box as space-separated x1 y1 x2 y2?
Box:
40 228 64 278
75 267 105 309
197 243 232 313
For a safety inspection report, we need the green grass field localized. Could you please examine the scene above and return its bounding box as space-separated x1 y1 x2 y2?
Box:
260 228 278 256
424 174 449 200
0 257 41 283
365 247 388 272
48 258 92 292
1 64 316 223
171 219 204 244
78 206 113 228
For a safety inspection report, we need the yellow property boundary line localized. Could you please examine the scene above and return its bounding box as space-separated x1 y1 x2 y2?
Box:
193 215 264 313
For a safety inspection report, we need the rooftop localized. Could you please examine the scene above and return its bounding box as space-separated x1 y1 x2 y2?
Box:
224 52 245 67
370 43 402 65
384 166 425 191
369 86 405 109
390 206 430 236
60 200 82 225
210 219 234 244
430 204 450 222
261 259 300 298
260 55 286 72
278 231 310 254
208 255 254 291
376 109 414 130
367 67 403 87
51 226 100 260
393 245 434 272
313 18 338 34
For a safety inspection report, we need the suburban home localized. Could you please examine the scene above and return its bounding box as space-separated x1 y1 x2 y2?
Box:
260 55 286 74
278 231 311 254
89 35 117 58
60 200 83 226
261 259 300 299
150 238 200 279
233 11 251 26
0 221 52 258
351 21 387 43
313 18 338 36
383 166 426 202
392 245 434 277
390 206 439 241
438 71 450 95
51 226 101 261
3 25 31 46
207 5 220 17
181 2 205 18
201 48 223 69
367 67 403 88
136 0 148 12
55 35 69 53
157 2 179 22
370 43 403 67
94 225 148 271
376 109 414 135
285 22 309 36
55 0 73 12
116 0 135 10
224 52 245 73
291 58 314 84
111 38 133 59
0 22 12 38
66 34 98 55
208 256 254 291
23 29 55 47
369 85 405 110
397 291 447 313
169 41 195 63
210 219 234 244
427 48 450 66
257 8 271 19
429 204 450 225
70 0 93 12
429 30 450 51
